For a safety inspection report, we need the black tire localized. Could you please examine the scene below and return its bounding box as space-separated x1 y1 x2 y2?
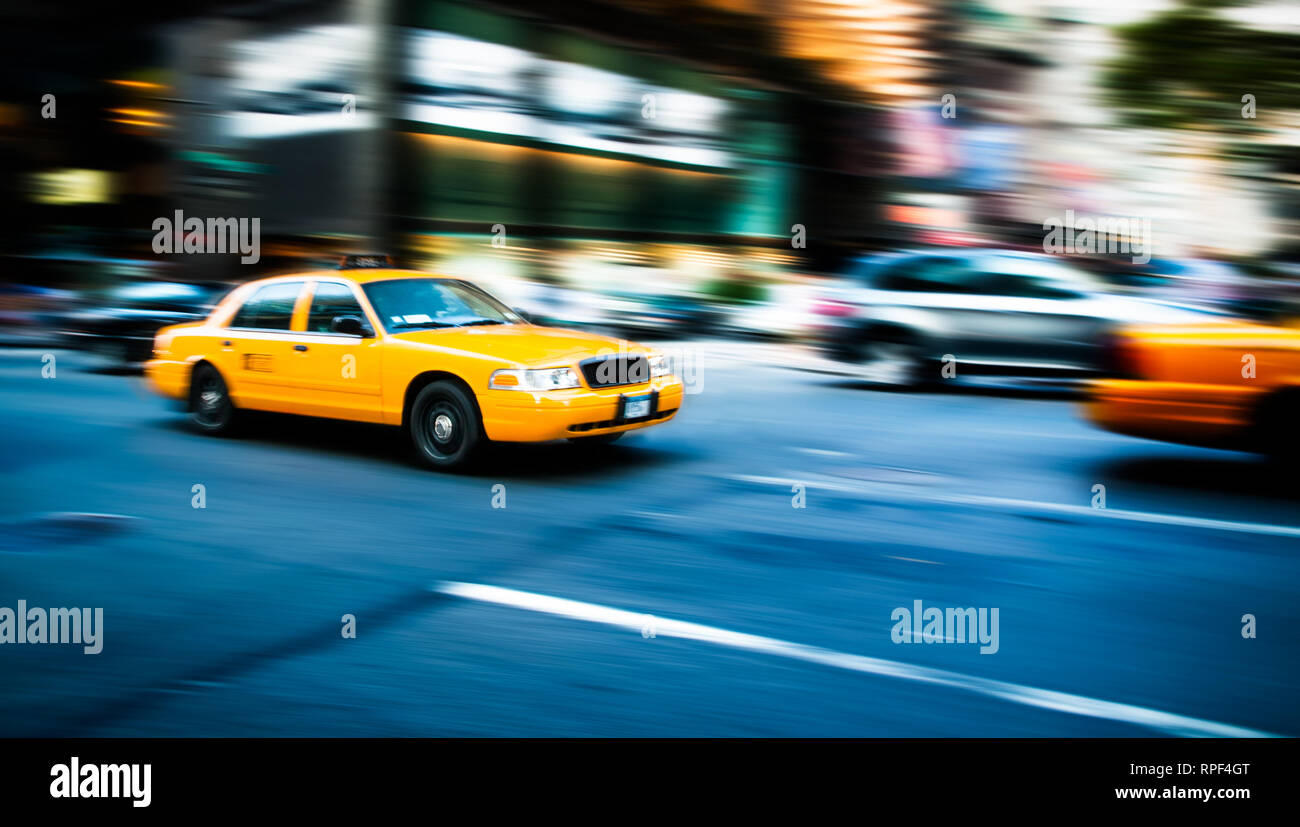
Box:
409 380 482 470
189 363 237 434
568 432 624 446
1254 390 1300 463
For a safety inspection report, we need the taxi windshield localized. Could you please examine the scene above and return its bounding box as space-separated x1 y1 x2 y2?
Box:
362 278 522 331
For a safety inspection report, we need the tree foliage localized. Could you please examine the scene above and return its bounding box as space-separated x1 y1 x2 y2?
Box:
1103 1 1300 131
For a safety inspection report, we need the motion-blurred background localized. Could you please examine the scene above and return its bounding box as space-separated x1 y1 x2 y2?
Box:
3 0 1300 739
3 0 1298 357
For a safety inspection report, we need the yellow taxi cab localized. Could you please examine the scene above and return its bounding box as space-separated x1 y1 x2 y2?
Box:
1084 319 1300 458
145 256 683 469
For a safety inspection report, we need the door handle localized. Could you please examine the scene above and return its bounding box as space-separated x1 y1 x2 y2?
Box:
294 344 309 352
222 341 232 347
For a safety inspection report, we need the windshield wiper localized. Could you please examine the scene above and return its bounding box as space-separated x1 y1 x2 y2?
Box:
461 319 506 326
392 321 460 330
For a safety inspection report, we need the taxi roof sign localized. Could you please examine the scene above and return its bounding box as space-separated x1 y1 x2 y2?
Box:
338 254 394 270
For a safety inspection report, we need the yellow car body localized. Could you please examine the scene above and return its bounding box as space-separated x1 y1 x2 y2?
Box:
1084 320 1300 453
145 267 682 466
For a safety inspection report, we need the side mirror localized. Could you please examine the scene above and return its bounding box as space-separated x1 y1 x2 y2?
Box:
331 315 371 336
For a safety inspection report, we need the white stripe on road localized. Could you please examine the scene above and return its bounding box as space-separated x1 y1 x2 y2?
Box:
434 581 1278 738
727 473 1300 539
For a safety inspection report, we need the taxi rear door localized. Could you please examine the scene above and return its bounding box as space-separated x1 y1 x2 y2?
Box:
221 280 310 412
278 279 384 422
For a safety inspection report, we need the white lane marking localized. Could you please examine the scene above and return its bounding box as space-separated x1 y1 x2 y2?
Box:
727 473 1300 539
435 581 1278 738
794 447 854 458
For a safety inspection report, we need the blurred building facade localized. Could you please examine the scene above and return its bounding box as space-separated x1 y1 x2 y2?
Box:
3 0 1297 301
148 0 916 298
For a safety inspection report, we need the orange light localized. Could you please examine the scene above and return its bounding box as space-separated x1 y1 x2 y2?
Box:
108 79 165 90
492 374 519 387
109 118 166 128
111 108 166 119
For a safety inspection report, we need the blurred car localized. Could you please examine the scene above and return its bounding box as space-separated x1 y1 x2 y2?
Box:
1085 320 1300 459
597 290 722 339
718 283 818 340
814 249 1223 386
145 257 683 470
57 281 229 367
508 279 605 330
1124 257 1300 323
0 284 76 346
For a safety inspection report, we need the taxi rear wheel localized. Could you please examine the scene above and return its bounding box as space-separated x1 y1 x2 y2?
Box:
410 381 482 470
189 363 237 434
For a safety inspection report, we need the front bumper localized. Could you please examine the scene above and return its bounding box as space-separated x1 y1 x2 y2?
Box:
478 375 684 442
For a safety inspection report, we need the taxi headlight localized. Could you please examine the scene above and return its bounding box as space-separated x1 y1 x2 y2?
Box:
647 354 671 378
490 367 581 391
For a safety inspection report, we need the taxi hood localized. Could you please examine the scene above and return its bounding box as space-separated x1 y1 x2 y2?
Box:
390 324 648 367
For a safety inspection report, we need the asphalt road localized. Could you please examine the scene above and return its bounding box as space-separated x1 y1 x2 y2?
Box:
1 344 1296 736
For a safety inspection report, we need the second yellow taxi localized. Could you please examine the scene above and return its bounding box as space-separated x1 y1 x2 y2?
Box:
1085 318 1300 460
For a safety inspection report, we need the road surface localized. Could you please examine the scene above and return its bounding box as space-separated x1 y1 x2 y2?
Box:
1 345 1295 736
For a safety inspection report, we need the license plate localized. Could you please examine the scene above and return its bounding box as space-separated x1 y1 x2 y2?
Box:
623 394 652 419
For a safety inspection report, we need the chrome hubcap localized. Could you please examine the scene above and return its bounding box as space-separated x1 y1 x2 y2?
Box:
433 413 454 441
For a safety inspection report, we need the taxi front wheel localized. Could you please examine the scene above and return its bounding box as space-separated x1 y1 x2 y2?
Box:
410 381 482 470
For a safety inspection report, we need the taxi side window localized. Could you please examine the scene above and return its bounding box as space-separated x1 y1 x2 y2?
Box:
306 282 366 333
230 282 303 330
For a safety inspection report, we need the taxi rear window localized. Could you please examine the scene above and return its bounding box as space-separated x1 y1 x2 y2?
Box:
230 282 303 330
